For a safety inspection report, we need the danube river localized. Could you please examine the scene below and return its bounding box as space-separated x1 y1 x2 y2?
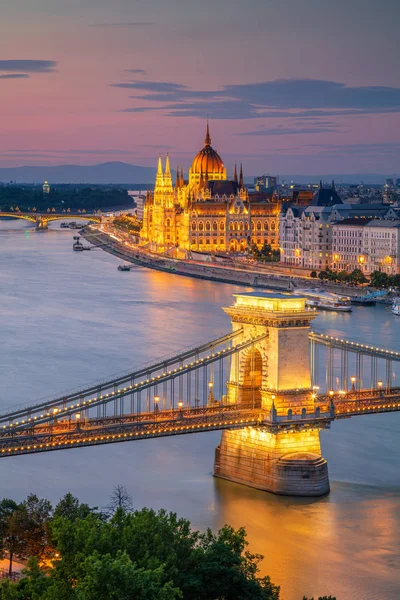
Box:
1 220 399 600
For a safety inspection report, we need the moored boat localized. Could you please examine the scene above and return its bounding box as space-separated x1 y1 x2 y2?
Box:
391 298 400 315
296 288 352 312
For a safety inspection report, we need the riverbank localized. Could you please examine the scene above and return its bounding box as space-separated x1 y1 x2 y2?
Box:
82 225 393 300
82 226 295 291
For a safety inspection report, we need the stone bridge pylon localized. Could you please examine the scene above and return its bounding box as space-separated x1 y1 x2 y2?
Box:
214 292 330 496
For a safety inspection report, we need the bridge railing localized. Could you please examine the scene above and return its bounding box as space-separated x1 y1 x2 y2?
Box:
0 331 267 437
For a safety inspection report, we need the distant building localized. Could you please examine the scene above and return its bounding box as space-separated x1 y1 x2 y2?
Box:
279 180 398 270
332 218 400 274
141 124 280 254
42 181 50 194
254 175 277 191
127 190 145 220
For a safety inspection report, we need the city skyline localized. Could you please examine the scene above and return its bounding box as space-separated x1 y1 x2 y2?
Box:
1 0 400 174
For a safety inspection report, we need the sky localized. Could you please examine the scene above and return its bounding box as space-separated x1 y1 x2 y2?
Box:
1 0 400 175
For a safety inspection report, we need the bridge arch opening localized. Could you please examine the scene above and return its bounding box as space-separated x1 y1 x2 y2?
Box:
241 348 263 407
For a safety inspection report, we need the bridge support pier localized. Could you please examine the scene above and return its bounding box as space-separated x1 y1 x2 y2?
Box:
35 218 48 230
215 291 330 496
214 426 329 496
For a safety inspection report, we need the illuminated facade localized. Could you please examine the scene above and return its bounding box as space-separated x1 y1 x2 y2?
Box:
332 218 400 274
214 292 330 496
141 124 280 254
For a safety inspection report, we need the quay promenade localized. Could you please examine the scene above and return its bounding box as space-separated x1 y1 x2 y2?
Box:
82 226 294 291
83 225 383 297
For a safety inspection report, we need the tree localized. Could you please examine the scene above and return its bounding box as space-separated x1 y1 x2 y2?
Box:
310 271 317 278
0 499 23 576
370 270 389 288
19 494 53 563
53 493 95 522
106 485 134 515
74 551 181 600
348 268 368 285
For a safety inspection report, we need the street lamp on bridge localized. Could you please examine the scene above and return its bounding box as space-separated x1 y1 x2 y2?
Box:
154 395 160 418
350 376 356 391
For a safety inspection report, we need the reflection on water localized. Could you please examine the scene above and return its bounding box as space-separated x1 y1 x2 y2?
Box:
1 220 400 599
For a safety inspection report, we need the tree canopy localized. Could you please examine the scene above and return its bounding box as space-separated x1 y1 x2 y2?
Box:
0 490 335 599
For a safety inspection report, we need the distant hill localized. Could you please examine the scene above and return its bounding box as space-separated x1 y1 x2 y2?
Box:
0 161 396 185
277 174 398 185
0 162 158 185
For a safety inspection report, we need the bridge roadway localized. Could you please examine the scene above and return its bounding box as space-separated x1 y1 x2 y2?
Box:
0 330 242 427
1 388 400 457
2 328 400 458
0 212 101 224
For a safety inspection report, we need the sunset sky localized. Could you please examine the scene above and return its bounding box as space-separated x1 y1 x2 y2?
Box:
1 0 400 175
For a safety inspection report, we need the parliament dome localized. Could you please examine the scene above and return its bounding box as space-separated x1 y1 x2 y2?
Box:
189 124 226 183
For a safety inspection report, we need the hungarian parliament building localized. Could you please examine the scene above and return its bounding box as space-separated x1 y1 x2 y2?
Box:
140 124 280 255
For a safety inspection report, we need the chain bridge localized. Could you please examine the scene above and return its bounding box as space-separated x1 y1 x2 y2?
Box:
0 212 101 229
2 292 400 496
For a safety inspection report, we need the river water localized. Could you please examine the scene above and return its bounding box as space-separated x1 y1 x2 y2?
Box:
0 220 399 600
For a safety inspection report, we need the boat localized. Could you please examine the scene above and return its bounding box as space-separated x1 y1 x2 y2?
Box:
73 241 84 251
73 235 90 251
118 265 131 271
296 288 352 312
351 290 387 306
391 298 400 315
351 295 376 306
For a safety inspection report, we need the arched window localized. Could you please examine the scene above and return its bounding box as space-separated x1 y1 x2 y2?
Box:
234 222 239 231
198 221 204 231
238 221 243 231
205 221 211 231
256 221 262 231
229 222 234 231
220 221 225 231
252 222 255 231
271 221 276 231
264 221 269 230
199 238 203 245
213 221 218 231
191 221 197 231
166 218 171 227
245 222 249 230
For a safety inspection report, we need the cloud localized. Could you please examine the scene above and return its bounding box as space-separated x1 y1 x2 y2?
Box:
124 69 147 75
0 60 57 73
89 22 154 28
0 74 29 79
113 81 187 93
236 125 341 136
114 77 400 120
0 148 138 157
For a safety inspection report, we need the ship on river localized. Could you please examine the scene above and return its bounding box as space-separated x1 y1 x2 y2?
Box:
296 288 352 312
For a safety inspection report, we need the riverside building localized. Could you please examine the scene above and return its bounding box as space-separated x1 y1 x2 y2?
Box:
332 218 400 275
140 124 280 255
279 181 397 270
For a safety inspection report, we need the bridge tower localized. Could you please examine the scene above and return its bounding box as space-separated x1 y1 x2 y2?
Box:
214 292 330 496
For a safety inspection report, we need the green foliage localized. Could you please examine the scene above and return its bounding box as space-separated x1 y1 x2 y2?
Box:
0 185 132 213
370 270 400 289
250 242 280 262
318 268 368 285
113 214 142 234
0 492 333 599
310 271 317 278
